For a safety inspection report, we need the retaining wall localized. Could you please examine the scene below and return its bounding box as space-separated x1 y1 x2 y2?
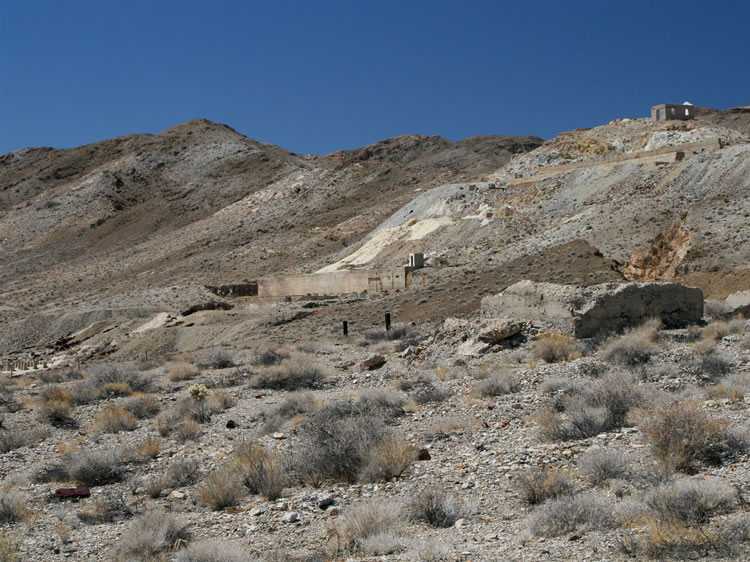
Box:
257 268 408 297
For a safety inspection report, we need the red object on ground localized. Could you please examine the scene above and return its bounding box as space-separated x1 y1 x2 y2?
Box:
55 486 91 499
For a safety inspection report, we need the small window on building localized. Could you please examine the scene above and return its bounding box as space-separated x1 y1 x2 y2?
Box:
685 108 689 116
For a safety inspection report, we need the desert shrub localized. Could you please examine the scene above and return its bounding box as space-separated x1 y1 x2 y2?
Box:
697 350 735 382
471 372 519 397
516 467 575 505
578 448 629 485
540 377 581 395
77 489 132 524
252 349 283 366
176 420 202 442
249 354 327 390
637 400 748 471
166 458 201 487
743 332 750 350
31 462 69 483
0 530 20 562
92 405 138 433
38 398 75 427
123 394 160 419
359 532 404 556
339 500 403 550
704 299 733 321
353 388 409 418
175 539 250 562
167 361 199 382
529 492 618 537
38 369 83 384
294 401 394 484
645 478 735 525
233 440 286 500
68 448 123 485
409 487 472 528
601 323 660 367
533 331 580 363
686 324 703 342
198 466 244 510
359 434 415 482
203 349 235 369
261 392 318 434
0 491 27 524
702 320 729 341
115 509 190 561
728 317 745 334
363 323 419 342
0 427 47 453
98 382 133 398
402 376 450 404
86 363 151 392
68 380 98 405
537 372 645 440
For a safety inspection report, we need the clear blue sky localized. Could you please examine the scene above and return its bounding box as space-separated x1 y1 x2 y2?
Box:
1 0 748 155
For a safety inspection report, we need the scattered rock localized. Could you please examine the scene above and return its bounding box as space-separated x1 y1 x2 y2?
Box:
361 354 386 370
282 511 299 523
417 448 431 461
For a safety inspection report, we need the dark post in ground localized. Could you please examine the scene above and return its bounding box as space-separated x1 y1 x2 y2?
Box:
342 321 348 336
385 313 391 331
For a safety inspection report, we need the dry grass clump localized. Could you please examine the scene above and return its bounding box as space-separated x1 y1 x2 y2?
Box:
338 500 403 552
252 348 284 366
138 435 162 460
294 401 412 485
115 509 190 561
249 353 327 390
471 372 520 398
198 466 244 510
123 394 161 419
578 448 629 485
636 400 748 472
0 490 28 524
260 392 318 434
702 320 729 341
516 467 575 505
37 386 76 427
37 369 82 384
77 489 132 524
399 376 450 404
601 321 660 367
0 530 20 562
68 448 124 486
175 539 250 562
408 486 473 528
233 440 286 500
92 405 138 433
167 361 200 382
529 492 618 537
537 372 646 440
359 434 415 483
533 331 581 363
696 349 735 382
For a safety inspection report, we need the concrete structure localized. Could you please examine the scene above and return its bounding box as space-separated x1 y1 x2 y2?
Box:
409 253 425 269
257 268 407 297
651 103 695 121
481 281 703 338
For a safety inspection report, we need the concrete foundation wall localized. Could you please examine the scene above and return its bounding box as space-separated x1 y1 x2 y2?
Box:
257 268 407 297
482 281 703 338
652 104 695 121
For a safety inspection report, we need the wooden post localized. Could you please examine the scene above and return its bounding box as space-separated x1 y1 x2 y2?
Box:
76 356 81 371
342 321 348 336
385 313 391 331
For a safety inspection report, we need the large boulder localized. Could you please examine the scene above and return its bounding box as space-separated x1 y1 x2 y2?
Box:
481 281 703 338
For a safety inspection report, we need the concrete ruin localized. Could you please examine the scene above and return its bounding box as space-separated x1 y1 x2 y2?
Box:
256 252 427 298
481 280 704 338
651 102 695 121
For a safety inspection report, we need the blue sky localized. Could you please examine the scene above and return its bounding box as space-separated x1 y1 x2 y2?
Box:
1 0 748 155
